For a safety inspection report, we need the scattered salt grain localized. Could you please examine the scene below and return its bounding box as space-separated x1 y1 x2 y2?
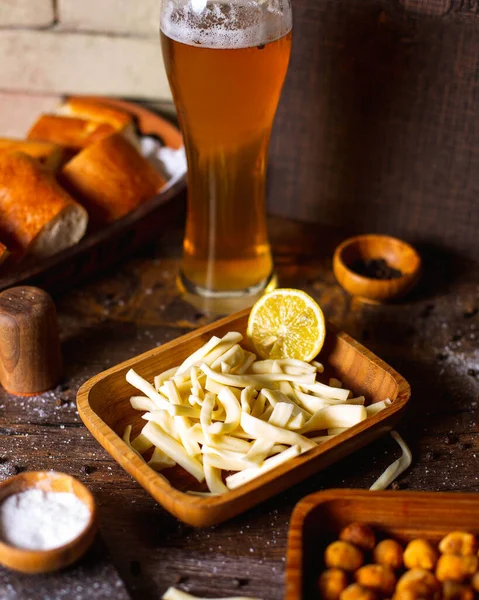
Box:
0 488 90 550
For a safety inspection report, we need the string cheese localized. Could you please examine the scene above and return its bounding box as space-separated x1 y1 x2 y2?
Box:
123 331 393 494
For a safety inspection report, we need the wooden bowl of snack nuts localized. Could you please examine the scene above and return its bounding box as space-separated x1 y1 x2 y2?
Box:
285 489 479 600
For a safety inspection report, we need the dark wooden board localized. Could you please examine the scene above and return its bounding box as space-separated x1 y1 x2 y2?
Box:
0 216 478 599
269 0 479 259
0 536 131 599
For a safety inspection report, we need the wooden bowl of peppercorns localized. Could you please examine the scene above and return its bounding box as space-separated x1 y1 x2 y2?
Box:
333 234 421 303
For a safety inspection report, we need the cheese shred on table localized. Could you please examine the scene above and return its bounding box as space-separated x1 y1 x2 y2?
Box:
369 430 412 491
162 587 262 600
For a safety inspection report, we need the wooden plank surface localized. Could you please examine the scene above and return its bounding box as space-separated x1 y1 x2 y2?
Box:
0 216 478 599
0 537 131 600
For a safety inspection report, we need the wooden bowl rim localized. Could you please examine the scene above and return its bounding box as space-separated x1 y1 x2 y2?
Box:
0 471 97 566
334 234 422 285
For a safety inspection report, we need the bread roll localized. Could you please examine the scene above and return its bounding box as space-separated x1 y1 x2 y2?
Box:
61 133 166 224
28 115 115 154
0 152 88 259
57 98 139 148
0 138 65 172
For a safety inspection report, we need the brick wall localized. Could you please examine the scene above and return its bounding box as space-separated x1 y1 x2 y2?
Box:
0 0 172 101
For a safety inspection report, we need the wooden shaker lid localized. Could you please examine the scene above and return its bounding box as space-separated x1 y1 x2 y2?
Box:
0 286 62 395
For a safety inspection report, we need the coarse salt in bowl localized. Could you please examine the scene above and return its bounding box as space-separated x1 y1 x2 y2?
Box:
0 471 97 573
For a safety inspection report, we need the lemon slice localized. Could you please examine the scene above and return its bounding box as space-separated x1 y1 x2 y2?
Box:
247 288 326 361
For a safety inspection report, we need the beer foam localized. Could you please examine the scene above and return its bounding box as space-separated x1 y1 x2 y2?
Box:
161 1 291 49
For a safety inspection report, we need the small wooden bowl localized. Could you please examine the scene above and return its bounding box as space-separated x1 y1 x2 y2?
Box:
0 471 97 574
333 234 421 302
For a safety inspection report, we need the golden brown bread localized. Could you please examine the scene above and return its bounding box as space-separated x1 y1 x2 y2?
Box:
0 152 88 259
61 133 166 224
28 115 116 154
57 98 132 130
0 138 65 172
56 98 139 148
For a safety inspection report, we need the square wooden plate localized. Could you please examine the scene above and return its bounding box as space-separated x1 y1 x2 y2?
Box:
286 489 479 600
77 308 410 527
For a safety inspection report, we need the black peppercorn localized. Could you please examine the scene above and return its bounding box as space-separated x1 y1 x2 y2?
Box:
350 258 403 280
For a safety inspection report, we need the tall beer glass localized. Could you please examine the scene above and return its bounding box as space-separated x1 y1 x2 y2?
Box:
160 0 292 309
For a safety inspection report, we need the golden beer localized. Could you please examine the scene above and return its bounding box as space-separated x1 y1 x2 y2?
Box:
161 2 292 297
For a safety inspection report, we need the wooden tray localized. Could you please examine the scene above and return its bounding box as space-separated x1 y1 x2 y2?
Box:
286 489 479 600
0 97 185 295
77 309 410 527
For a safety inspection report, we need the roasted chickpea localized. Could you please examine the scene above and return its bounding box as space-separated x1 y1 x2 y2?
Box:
439 532 479 557
355 564 396 597
373 539 404 571
436 554 478 582
325 541 365 572
395 568 441 600
393 592 421 600
442 581 475 600
318 568 349 600
403 539 439 570
340 584 378 600
339 523 376 551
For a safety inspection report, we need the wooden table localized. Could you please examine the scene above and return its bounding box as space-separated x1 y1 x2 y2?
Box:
0 213 478 599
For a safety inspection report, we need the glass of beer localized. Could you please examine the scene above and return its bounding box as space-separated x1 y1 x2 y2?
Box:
160 0 292 312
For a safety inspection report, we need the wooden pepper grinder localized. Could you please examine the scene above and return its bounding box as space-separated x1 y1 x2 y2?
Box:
0 286 62 395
